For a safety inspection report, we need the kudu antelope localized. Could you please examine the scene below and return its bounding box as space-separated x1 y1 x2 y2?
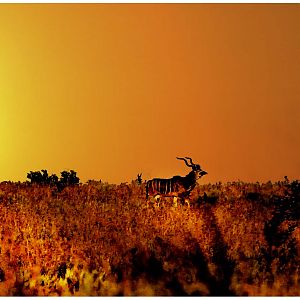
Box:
146 157 207 207
137 173 143 185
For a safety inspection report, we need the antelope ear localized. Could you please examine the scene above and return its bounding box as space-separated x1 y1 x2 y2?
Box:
200 171 208 176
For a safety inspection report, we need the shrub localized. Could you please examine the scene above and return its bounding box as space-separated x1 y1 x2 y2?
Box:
26 170 80 191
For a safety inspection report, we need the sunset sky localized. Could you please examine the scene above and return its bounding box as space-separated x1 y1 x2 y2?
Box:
0 4 299 184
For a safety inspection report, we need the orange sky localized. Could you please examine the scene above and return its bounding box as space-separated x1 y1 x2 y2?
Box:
0 4 299 184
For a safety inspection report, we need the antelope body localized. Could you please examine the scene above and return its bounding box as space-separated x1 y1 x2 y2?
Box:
146 157 207 206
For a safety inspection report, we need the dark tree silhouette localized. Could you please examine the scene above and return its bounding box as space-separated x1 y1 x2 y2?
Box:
48 174 59 186
56 170 80 191
27 171 44 185
27 169 80 191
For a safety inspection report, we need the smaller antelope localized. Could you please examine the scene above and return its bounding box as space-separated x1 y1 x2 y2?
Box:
137 173 143 185
146 157 207 207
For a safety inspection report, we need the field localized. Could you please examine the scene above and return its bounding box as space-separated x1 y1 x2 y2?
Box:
0 178 299 296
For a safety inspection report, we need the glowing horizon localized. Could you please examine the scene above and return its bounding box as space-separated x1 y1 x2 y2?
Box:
0 4 299 184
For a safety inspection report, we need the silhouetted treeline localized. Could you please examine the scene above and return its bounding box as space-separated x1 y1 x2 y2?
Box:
27 169 79 191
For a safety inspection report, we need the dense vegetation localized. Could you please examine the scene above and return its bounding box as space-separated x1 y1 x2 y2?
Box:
0 178 299 296
27 170 80 191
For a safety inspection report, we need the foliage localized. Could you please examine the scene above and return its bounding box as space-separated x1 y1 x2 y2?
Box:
0 179 299 296
27 170 79 191
59 171 80 187
27 170 51 185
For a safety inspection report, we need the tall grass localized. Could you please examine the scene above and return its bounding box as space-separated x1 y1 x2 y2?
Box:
0 179 299 296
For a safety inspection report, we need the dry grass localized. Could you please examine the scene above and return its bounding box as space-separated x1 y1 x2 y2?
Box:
0 179 299 296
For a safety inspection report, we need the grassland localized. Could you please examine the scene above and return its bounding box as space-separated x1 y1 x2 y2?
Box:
0 178 299 296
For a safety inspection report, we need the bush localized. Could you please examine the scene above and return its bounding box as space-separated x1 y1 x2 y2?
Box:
27 170 80 191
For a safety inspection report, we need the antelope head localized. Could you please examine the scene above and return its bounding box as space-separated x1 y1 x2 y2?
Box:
176 157 208 179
